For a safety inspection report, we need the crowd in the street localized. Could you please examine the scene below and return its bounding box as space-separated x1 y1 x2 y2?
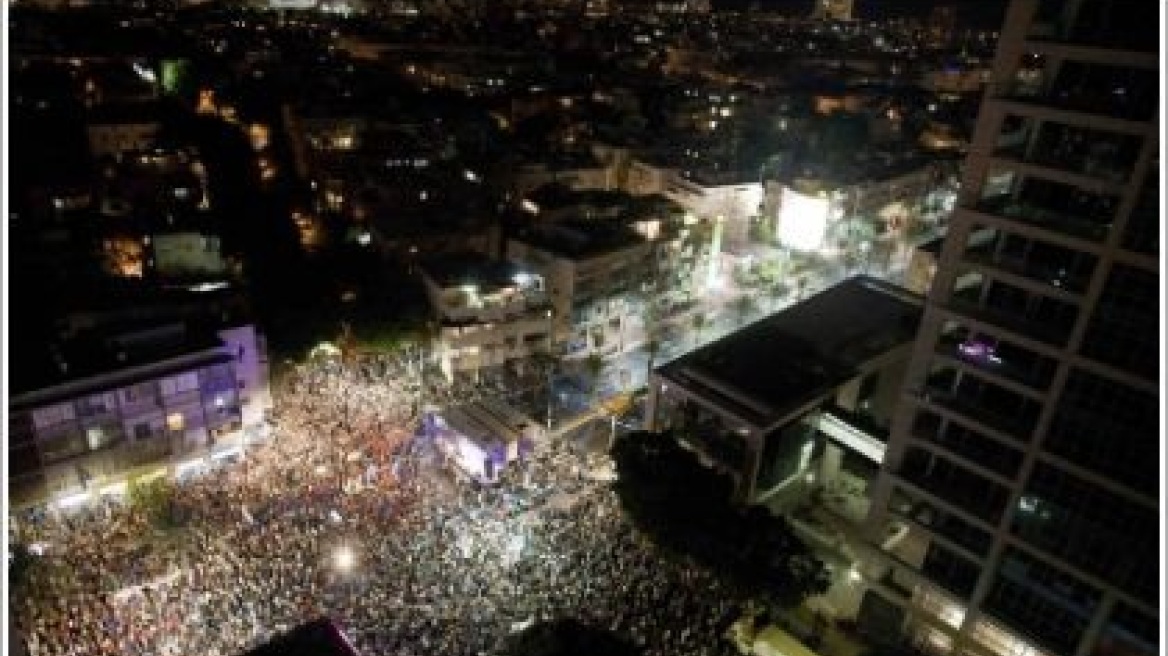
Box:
10 352 748 656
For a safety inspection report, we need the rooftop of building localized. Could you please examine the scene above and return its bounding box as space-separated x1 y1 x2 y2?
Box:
511 220 647 260
238 618 360 656
658 275 922 428
774 147 934 188
524 184 637 212
418 252 536 292
9 316 242 402
439 398 535 450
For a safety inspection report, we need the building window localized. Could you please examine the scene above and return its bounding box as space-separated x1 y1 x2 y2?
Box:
133 423 153 441
76 393 116 418
121 381 158 404
160 372 200 396
166 413 185 432
32 403 76 430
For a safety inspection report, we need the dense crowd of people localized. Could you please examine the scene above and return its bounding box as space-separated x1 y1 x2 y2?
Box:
10 353 748 656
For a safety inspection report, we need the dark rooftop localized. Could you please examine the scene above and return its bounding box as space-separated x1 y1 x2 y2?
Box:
418 252 531 292
512 220 646 260
9 321 232 401
659 276 922 428
238 618 360 656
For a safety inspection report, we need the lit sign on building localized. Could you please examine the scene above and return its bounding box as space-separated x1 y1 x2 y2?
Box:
777 188 830 251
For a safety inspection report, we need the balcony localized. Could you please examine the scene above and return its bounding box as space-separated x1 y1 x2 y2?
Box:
935 331 1057 391
912 410 1024 480
892 494 994 559
1026 3 1159 54
1002 61 1158 124
1120 180 1158 255
993 138 1137 187
920 541 981 599
897 447 1009 525
948 284 1077 347
963 235 1095 296
976 195 1112 243
944 297 1071 348
922 374 1040 445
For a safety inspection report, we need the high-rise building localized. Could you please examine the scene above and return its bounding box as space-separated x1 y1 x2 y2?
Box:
863 1 1160 655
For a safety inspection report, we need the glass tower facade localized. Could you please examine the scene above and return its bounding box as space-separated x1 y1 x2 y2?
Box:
865 1 1159 655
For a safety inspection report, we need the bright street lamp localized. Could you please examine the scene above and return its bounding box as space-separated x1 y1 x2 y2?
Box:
334 545 356 573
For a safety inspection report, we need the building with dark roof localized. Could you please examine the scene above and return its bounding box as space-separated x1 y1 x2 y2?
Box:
646 275 922 505
239 618 360 656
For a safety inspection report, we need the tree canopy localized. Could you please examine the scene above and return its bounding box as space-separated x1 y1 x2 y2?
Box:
611 432 830 609
128 475 184 531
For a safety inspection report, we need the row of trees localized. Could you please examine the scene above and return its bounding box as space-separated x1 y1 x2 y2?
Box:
611 432 831 611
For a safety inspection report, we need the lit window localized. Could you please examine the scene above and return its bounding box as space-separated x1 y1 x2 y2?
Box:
167 413 185 432
86 427 105 449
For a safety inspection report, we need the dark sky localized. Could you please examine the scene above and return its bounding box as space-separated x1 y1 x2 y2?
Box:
714 0 1011 28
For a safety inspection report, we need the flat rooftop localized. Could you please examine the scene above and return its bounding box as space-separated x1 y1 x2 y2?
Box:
511 220 646 260
658 276 922 428
440 399 535 449
418 252 534 292
239 618 360 656
9 319 237 400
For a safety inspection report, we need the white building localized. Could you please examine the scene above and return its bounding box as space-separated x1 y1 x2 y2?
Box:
427 400 541 484
662 171 764 251
419 254 553 381
766 159 940 269
506 222 652 359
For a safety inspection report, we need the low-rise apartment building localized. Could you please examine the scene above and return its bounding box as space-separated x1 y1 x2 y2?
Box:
506 221 652 359
418 253 553 381
8 322 271 510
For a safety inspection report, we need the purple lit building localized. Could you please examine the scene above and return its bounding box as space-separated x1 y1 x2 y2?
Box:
8 322 272 510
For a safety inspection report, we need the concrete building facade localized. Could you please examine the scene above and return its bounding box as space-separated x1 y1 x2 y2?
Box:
418 254 553 381
506 222 652 359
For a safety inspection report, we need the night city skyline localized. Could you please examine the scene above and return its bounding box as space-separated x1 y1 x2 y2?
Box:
3 1 1162 656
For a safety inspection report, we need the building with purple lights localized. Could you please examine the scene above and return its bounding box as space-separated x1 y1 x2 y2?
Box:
7 322 272 510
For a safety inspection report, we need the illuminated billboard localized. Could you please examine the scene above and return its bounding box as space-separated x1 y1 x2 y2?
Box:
777 188 830 251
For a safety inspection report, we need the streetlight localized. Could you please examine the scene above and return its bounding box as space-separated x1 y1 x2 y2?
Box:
545 308 555 431
334 545 356 573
